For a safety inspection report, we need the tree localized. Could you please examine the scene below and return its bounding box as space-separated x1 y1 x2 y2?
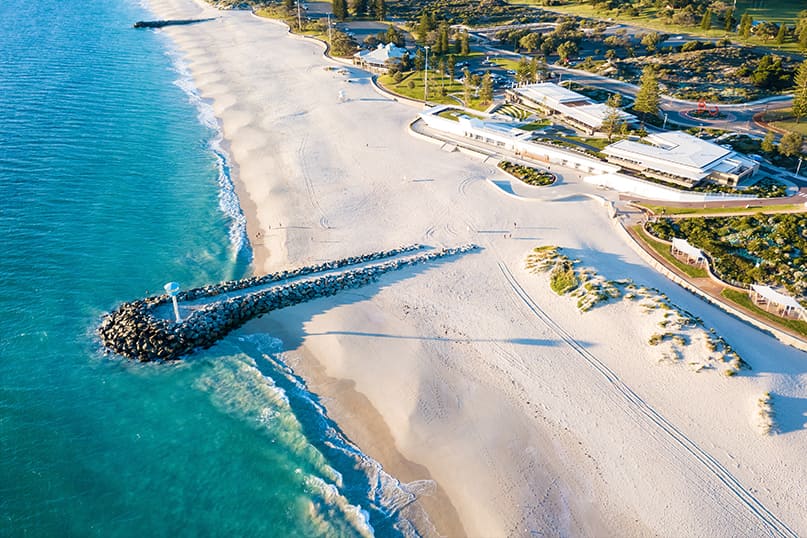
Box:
798 10 807 49
634 66 660 120
330 31 356 56
284 0 294 11
754 21 777 41
352 0 368 18
601 93 624 141
398 52 411 72
640 32 660 53
519 32 541 53
775 23 787 44
739 13 753 38
438 21 450 56
417 12 432 43
385 25 397 45
779 132 804 157
479 73 494 104
460 30 470 55
761 130 777 153
530 56 543 83
447 54 456 81
413 48 425 71
724 9 735 33
700 9 712 31
462 67 473 104
375 0 385 21
556 40 578 63
793 60 807 123
332 0 347 21
752 55 791 90
516 56 531 84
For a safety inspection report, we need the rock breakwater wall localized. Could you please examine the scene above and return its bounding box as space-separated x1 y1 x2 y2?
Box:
98 244 476 362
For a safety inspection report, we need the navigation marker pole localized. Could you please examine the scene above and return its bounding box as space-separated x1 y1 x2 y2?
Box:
164 282 182 323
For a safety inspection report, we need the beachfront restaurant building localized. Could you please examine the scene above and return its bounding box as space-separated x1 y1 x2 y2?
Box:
353 43 407 73
418 105 620 175
505 83 636 135
601 131 759 187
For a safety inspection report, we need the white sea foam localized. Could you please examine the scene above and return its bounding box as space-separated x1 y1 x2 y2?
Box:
237 333 435 536
164 46 251 264
304 475 376 538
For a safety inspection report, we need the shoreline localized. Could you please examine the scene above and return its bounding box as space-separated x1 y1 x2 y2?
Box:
143 0 468 534
141 0 807 535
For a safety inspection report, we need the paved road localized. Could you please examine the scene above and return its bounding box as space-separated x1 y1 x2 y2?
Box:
472 38 793 138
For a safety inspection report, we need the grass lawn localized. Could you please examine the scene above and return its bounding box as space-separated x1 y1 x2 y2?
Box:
764 108 807 137
437 108 485 121
722 288 807 338
491 57 521 71
377 71 490 110
519 119 551 130
638 203 807 216
567 136 611 150
634 226 709 279
734 0 804 25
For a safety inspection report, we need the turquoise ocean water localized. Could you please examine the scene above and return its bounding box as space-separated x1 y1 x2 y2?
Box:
0 1 417 535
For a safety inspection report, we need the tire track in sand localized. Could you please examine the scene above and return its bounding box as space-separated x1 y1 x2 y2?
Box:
497 262 796 538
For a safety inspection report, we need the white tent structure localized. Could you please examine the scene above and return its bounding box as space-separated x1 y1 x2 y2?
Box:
750 285 806 320
353 43 407 72
671 238 706 266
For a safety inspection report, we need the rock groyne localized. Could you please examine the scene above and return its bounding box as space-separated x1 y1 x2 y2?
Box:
98 244 476 362
133 18 216 29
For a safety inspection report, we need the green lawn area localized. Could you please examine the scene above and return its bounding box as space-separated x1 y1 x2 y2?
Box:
764 108 807 137
638 204 806 216
377 71 490 110
734 0 804 25
722 288 807 338
519 119 551 131
567 136 611 150
635 226 709 279
437 108 485 121
491 57 520 71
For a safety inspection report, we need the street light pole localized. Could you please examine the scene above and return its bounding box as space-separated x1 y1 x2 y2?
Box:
797 156 804 176
424 45 430 105
327 12 332 44
663 112 668 129
297 0 302 31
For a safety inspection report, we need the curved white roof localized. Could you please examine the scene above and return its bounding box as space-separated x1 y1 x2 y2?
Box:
751 285 803 310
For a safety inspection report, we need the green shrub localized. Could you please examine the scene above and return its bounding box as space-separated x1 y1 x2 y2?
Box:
550 260 578 295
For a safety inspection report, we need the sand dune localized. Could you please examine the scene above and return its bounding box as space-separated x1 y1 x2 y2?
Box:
146 1 807 535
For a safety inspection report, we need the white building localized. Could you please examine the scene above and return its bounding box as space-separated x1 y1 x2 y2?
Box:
601 131 759 187
506 83 635 135
353 43 407 72
671 238 706 266
419 106 620 175
750 285 806 320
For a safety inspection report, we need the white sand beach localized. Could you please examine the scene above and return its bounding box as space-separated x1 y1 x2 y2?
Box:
146 1 807 535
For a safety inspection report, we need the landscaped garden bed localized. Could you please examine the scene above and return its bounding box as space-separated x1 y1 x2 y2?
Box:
498 160 556 186
646 214 807 298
